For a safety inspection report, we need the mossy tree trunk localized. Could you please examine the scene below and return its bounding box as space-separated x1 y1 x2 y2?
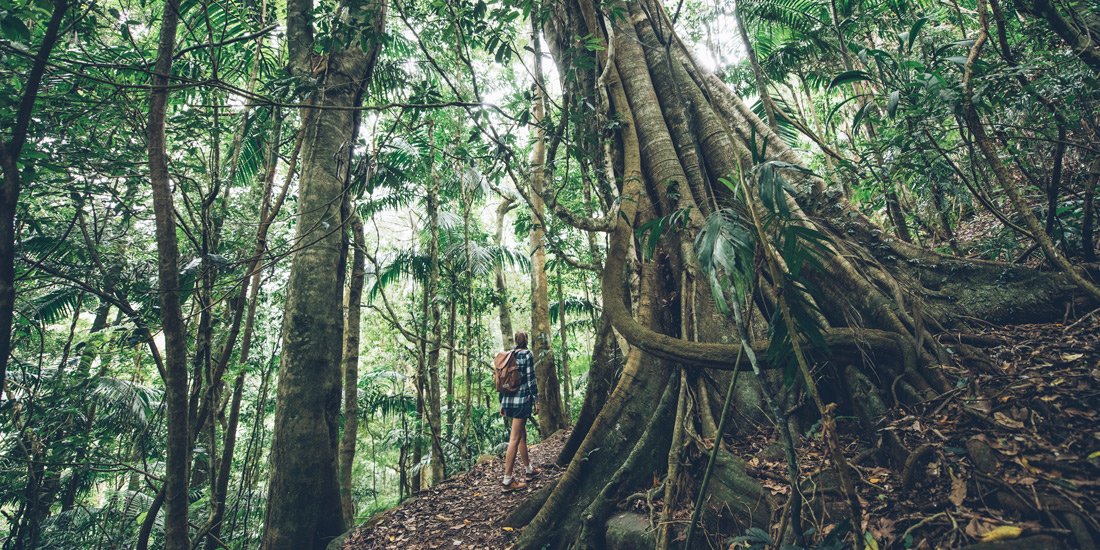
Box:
528 19 569 436
513 0 1095 547
260 0 385 547
422 148 445 486
339 214 366 526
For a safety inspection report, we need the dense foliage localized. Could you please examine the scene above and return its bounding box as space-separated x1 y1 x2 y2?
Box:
0 0 1096 546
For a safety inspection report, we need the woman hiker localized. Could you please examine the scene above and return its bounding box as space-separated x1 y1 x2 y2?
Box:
500 331 541 491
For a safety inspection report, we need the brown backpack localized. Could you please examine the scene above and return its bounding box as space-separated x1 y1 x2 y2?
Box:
493 349 521 393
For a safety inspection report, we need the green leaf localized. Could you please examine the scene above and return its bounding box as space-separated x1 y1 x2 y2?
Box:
828 70 872 90
908 17 927 52
1 15 31 42
887 90 900 119
851 102 872 135
825 94 869 129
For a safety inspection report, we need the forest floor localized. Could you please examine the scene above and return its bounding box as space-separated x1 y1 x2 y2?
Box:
342 428 569 549
650 312 1100 548
345 314 1098 549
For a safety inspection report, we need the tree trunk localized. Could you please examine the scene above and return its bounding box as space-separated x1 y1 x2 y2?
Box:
146 0 191 544
0 0 69 394
495 197 517 349
461 186 473 459
1083 159 1098 262
528 20 569 436
423 153 445 486
205 372 244 550
555 273 571 413
445 284 457 433
261 0 384 545
512 0 1096 547
1020 0 1100 73
339 214 366 527
733 1 778 131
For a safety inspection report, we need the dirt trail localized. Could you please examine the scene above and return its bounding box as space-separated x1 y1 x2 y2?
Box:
343 429 568 549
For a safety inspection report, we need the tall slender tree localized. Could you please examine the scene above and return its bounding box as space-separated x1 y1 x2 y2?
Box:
339 214 366 526
494 197 518 349
0 0 69 395
261 0 386 546
528 18 569 436
145 0 190 545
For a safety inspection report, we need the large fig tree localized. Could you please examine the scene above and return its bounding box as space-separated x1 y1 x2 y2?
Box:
507 0 1094 547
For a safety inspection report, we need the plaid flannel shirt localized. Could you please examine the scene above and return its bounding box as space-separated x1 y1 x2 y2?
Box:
499 348 537 409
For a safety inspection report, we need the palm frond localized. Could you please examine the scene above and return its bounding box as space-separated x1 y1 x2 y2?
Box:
549 297 601 324
368 251 432 300
94 377 161 428
694 205 757 314
742 0 827 34
21 287 82 326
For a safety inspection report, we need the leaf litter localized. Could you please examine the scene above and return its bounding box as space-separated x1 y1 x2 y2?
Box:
343 429 568 549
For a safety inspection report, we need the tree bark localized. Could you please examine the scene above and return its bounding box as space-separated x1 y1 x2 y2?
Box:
205 372 244 550
528 19 569 436
555 273 571 413
1020 0 1100 73
423 153 445 486
261 0 385 546
495 197 517 349
146 0 191 545
339 214 365 527
733 1 778 131
0 0 69 397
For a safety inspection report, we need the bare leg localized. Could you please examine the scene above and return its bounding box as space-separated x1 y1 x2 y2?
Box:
504 416 525 480
517 418 531 470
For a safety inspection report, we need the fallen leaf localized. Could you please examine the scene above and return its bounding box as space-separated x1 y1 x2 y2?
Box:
950 476 967 507
1061 353 1084 362
994 412 1024 429
965 517 993 538
502 527 514 532
980 525 1023 542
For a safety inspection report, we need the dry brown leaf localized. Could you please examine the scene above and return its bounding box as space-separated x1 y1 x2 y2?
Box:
949 476 967 507
964 517 994 538
994 412 1024 429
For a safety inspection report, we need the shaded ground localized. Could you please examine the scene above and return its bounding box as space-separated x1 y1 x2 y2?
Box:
343 429 568 549
663 313 1100 548
347 314 1098 549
